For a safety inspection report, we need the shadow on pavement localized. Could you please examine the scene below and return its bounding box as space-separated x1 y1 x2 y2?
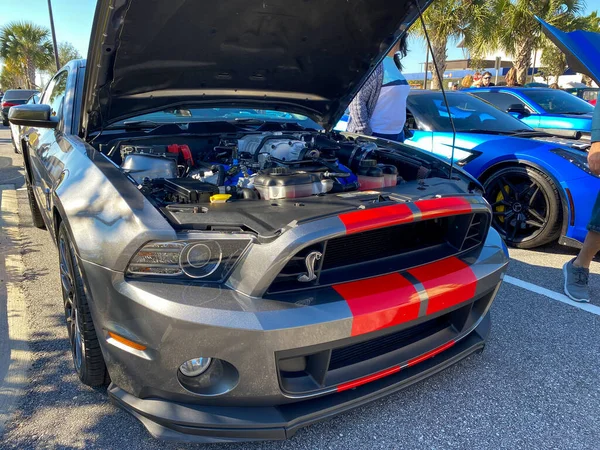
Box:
0 155 24 189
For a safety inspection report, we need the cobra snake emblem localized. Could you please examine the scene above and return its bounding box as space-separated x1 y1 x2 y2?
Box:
297 251 322 282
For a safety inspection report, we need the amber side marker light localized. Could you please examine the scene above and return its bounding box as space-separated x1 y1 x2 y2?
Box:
107 331 147 351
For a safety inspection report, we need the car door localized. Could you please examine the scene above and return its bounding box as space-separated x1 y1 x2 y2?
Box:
470 91 540 129
26 70 69 227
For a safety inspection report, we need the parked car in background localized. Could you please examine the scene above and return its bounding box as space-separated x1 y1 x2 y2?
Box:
7 0 508 443
10 92 39 154
403 90 596 249
1 89 39 126
564 86 598 106
466 87 594 138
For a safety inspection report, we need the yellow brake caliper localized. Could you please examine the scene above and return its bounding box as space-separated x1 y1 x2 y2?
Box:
495 186 509 223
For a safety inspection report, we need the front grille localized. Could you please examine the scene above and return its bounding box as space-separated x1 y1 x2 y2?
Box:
276 306 470 395
322 219 447 270
267 211 489 294
328 316 450 371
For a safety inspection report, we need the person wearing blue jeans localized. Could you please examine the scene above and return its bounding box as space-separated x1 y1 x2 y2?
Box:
563 104 600 302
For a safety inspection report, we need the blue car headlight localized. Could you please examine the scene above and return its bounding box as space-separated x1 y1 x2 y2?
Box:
550 147 599 178
126 235 252 282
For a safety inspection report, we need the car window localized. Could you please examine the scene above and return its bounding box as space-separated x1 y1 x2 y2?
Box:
110 108 321 130
583 90 598 102
522 89 594 114
470 91 529 113
3 90 38 101
524 89 594 114
406 92 532 133
41 71 68 117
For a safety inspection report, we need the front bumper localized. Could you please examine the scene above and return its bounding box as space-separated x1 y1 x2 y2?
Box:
560 175 600 246
108 316 489 443
81 228 508 443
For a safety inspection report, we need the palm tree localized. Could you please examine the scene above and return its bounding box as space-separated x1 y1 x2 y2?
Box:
468 0 585 85
0 58 27 89
0 21 53 89
410 0 488 90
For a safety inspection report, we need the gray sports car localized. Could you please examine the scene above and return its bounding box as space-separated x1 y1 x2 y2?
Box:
9 0 509 443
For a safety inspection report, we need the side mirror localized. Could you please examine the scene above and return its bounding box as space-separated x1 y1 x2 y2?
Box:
8 104 58 128
506 103 530 117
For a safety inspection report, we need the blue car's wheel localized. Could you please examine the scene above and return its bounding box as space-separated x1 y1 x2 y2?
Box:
484 166 561 249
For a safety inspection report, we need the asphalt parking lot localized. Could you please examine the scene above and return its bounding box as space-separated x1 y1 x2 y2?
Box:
0 125 598 449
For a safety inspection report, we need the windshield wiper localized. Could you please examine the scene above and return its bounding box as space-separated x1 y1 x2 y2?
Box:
560 111 589 115
460 129 514 135
108 120 166 129
231 118 266 125
509 130 549 137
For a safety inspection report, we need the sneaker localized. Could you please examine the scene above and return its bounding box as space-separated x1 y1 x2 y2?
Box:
563 258 590 303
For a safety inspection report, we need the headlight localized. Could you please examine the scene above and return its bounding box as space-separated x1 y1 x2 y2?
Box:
127 236 251 282
550 147 599 178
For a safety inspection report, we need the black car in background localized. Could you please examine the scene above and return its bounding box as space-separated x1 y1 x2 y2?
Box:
1 89 39 125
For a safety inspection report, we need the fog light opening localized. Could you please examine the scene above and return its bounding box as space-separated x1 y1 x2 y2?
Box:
179 357 212 377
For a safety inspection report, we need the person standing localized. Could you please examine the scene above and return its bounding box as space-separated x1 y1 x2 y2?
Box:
347 36 410 142
460 75 474 89
563 104 600 302
479 71 495 87
505 67 522 87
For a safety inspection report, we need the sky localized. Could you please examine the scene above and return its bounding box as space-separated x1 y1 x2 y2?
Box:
0 0 598 76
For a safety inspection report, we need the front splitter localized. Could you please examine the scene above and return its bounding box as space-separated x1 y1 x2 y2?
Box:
108 314 490 444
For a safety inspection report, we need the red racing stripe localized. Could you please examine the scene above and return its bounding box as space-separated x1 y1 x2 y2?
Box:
415 197 472 219
338 203 413 234
336 365 401 392
408 257 477 315
333 273 421 336
338 197 472 234
406 340 456 367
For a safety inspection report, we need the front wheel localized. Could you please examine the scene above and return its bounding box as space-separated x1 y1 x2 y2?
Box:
58 222 108 386
483 166 561 249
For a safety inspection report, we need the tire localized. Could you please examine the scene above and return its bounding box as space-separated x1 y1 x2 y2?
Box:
26 182 46 229
58 222 108 387
483 166 561 249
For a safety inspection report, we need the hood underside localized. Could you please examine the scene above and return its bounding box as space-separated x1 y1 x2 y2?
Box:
538 17 600 85
83 0 432 134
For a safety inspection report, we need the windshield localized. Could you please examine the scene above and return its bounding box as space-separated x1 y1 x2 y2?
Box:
3 90 39 101
111 108 321 129
524 89 594 114
407 92 533 133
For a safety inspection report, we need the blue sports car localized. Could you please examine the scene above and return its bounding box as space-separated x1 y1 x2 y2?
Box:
401 90 595 249
466 87 594 138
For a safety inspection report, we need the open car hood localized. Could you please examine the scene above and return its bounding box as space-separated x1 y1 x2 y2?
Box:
82 0 433 135
537 17 600 85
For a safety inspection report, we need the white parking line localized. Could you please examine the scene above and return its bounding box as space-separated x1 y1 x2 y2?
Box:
504 275 600 316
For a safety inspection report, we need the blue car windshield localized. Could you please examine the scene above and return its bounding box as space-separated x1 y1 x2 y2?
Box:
524 89 594 114
407 92 533 133
112 108 322 129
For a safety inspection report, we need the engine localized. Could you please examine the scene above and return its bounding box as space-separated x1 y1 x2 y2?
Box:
114 131 423 205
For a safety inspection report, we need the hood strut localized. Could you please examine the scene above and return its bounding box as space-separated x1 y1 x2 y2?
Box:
416 0 457 180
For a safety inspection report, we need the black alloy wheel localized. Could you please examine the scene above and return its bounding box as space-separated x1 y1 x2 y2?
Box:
58 222 108 386
483 166 561 249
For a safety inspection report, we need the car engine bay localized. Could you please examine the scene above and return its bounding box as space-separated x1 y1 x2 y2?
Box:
95 129 468 234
